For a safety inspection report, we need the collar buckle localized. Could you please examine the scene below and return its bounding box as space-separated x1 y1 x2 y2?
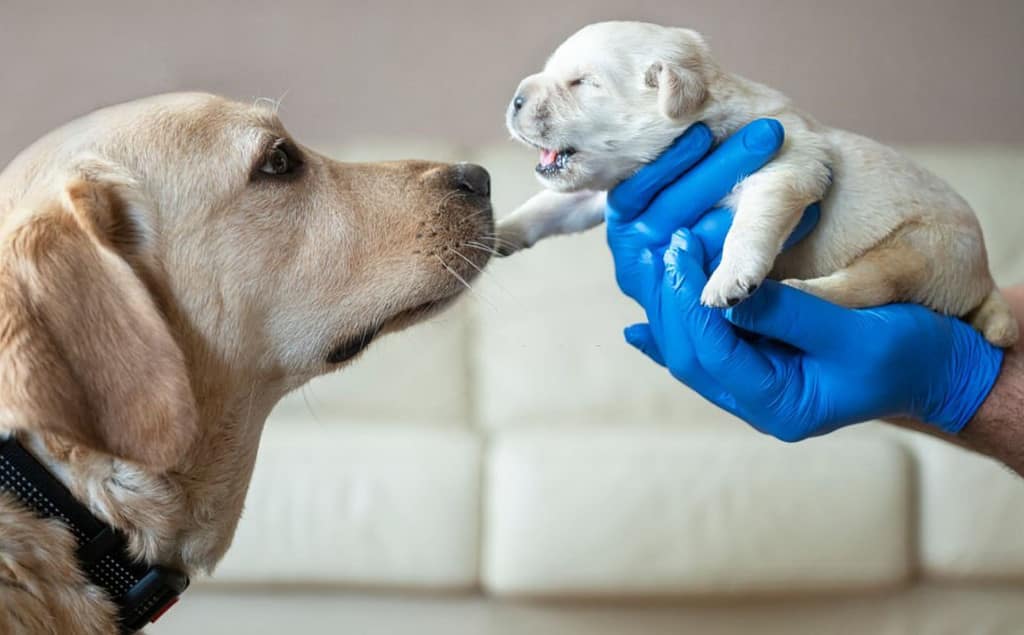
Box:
0 437 189 634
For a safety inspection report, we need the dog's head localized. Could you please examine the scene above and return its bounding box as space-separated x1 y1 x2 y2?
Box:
506 22 717 191
0 93 493 471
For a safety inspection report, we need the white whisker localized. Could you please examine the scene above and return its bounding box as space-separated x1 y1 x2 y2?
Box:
450 247 516 300
434 254 498 312
482 234 523 250
300 385 323 426
434 254 472 292
448 247 486 275
465 241 501 257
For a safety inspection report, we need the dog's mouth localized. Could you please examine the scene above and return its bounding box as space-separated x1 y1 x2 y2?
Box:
327 326 381 365
536 147 577 177
326 297 454 366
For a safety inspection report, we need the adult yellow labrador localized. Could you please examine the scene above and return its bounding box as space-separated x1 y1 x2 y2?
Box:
0 92 493 634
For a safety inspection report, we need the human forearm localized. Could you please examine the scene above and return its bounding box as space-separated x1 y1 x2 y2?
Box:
957 285 1024 475
958 343 1024 476
886 285 1024 476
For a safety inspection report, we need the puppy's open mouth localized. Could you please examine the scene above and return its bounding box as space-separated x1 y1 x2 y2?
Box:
536 147 577 176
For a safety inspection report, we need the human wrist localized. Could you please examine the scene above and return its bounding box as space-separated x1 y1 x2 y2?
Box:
924 320 1005 434
957 343 1024 475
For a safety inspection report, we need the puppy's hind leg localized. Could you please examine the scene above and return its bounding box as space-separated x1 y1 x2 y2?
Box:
495 190 606 256
966 289 1019 348
784 245 1019 348
781 244 928 309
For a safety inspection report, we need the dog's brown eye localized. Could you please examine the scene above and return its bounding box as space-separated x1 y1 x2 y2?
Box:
257 139 302 178
569 76 595 89
261 146 291 175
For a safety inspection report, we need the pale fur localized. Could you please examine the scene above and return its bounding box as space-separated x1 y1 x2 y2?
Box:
499 21 1016 347
0 93 493 634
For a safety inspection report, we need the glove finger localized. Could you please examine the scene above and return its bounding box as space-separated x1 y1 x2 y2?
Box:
606 123 713 223
647 235 750 410
612 242 666 307
624 233 742 413
723 279 856 355
613 226 700 310
782 203 821 250
669 227 706 267
661 241 779 404
708 253 723 274
690 208 732 268
625 321 740 414
638 119 785 242
691 201 820 273
623 323 666 366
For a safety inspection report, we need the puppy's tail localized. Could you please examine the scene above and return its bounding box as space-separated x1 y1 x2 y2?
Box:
968 288 1019 348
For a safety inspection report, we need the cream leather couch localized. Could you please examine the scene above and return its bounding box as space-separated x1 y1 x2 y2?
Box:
160 142 1024 635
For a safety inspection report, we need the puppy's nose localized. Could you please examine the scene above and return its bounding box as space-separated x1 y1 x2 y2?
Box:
453 163 490 198
512 95 526 114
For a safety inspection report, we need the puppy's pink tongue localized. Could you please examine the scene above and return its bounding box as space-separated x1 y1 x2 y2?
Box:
540 149 558 167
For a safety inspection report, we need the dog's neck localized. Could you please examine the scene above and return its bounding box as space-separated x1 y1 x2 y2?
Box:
19 372 283 575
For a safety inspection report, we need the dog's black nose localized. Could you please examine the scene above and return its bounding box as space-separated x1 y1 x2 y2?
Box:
512 95 526 113
454 163 490 198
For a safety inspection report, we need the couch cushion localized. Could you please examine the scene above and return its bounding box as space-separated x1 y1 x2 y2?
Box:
483 427 912 595
271 301 474 426
469 256 743 431
213 420 481 588
163 585 1024 635
899 432 1024 580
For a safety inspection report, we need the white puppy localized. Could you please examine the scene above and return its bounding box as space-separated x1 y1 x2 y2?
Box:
499 21 1017 346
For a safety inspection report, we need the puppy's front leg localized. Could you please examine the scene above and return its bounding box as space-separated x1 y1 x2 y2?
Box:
495 190 607 256
702 147 831 307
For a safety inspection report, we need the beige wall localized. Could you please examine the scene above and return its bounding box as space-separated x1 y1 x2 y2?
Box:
1 0 1022 165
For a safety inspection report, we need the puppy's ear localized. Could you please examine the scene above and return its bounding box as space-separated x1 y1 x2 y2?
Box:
0 176 197 470
644 29 713 121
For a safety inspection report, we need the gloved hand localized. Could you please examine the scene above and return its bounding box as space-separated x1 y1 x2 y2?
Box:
606 120 818 308
607 120 1004 439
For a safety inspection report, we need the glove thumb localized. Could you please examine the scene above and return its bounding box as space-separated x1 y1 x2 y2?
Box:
723 280 854 354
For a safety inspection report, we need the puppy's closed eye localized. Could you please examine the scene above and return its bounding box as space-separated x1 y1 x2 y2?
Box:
568 76 598 89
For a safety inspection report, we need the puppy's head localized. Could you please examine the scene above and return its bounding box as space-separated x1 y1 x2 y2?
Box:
506 22 717 191
0 93 493 469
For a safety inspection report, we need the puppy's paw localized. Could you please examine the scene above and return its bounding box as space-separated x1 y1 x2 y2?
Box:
701 263 765 308
493 221 532 257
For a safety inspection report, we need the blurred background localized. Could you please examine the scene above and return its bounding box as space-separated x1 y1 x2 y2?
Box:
3 1 1024 634
2 0 1023 162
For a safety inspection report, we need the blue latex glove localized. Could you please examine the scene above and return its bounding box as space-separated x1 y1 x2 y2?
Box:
606 120 818 308
608 120 1004 439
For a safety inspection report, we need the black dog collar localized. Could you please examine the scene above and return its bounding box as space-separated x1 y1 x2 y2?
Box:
0 437 188 633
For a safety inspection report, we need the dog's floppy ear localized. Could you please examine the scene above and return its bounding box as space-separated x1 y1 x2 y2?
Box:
0 176 197 470
644 29 713 121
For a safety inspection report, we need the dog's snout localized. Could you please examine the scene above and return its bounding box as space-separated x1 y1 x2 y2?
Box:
454 163 490 198
512 95 526 114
